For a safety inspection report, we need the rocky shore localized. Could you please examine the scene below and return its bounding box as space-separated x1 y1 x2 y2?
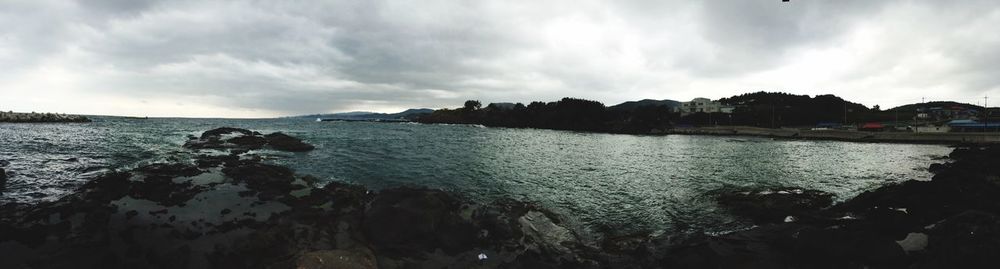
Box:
661 144 1000 268
0 111 91 123
0 128 600 268
1 127 999 268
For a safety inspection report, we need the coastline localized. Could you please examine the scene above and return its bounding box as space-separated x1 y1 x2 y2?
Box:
1 127 998 268
667 126 1000 144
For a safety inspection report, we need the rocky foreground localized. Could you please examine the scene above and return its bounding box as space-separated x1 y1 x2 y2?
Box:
1 128 999 268
0 111 91 123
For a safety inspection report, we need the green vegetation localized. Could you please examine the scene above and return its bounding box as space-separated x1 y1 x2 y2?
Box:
415 97 675 134
415 91 997 133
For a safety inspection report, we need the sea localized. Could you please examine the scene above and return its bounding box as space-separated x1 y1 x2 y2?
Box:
0 117 952 237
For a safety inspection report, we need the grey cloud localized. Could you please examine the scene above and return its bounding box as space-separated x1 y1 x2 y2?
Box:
1 0 999 117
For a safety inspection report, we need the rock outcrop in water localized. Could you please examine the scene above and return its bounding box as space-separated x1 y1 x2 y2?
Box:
3 127 1000 268
183 127 315 152
715 187 835 224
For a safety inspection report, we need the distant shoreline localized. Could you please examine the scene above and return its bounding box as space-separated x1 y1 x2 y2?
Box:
666 126 1000 144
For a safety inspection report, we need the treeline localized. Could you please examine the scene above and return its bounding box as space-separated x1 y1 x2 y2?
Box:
414 98 675 134
713 92 872 127
416 91 962 132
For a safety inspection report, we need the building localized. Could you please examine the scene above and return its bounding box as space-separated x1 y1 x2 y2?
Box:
860 122 886 132
947 119 1000 132
676 98 734 115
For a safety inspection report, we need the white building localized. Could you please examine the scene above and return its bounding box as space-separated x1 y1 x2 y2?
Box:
676 98 733 115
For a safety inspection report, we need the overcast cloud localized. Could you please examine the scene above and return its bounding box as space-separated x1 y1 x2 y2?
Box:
1 0 998 117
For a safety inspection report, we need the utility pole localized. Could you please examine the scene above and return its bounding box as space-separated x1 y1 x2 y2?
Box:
985 95 989 132
843 101 848 126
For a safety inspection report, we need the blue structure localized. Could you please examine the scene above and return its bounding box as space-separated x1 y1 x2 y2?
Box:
948 120 1000 132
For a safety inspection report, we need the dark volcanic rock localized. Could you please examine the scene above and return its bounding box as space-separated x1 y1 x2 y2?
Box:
184 127 314 152
222 161 295 193
80 171 132 202
296 248 377 269
199 127 257 139
136 163 202 178
0 168 6 189
363 188 476 255
916 210 1000 268
226 135 267 148
716 188 834 224
264 132 315 152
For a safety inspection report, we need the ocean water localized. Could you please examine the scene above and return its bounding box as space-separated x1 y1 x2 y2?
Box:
0 117 952 236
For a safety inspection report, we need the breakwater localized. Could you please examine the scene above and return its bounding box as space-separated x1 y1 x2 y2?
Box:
0 111 90 123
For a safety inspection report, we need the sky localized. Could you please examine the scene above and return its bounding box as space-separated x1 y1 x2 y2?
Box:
1 0 999 118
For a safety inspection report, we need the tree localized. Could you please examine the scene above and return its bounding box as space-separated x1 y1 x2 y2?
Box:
873 105 881 112
463 100 482 111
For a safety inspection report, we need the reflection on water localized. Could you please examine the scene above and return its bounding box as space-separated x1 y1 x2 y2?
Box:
0 118 951 237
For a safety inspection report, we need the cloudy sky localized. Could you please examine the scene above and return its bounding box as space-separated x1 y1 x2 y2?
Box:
1 0 998 117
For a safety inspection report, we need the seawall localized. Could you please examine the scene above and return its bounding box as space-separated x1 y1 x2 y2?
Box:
0 111 91 123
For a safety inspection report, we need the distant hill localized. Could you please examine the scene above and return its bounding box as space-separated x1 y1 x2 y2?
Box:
888 101 984 112
713 92 870 126
609 99 681 111
294 108 434 120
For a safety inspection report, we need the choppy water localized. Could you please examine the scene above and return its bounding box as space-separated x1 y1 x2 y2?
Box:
0 117 951 236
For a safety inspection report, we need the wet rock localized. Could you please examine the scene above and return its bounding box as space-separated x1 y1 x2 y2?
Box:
789 226 907 268
264 132 315 152
928 162 950 173
0 168 6 189
129 175 201 206
195 154 239 168
135 163 202 178
80 172 131 201
660 224 802 269
185 127 314 153
601 233 652 255
222 162 295 192
518 210 578 255
227 135 267 148
363 188 477 255
200 127 256 139
716 188 834 224
897 232 928 253
917 210 1000 268
296 248 377 269
149 209 168 215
